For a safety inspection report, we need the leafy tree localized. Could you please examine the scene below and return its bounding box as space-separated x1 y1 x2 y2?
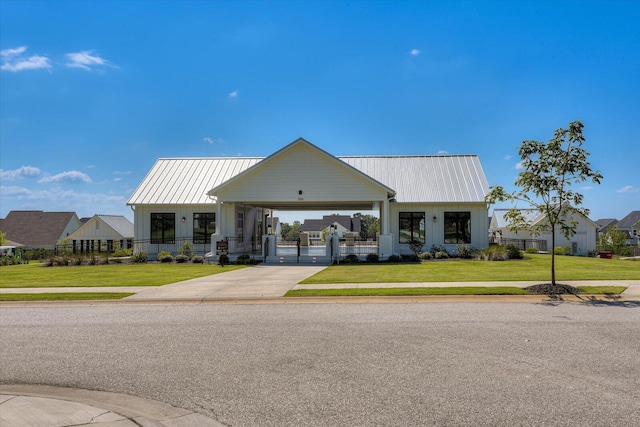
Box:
0 231 7 246
281 221 301 241
354 213 379 239
485 120 602 285
597 226 627 255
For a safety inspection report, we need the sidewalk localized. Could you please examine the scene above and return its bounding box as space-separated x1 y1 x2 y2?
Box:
0 384 224 426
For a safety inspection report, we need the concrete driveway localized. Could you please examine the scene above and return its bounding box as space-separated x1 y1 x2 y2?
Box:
123 264 326 301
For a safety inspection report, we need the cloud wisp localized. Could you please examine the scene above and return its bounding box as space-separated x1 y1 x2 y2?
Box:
410 49 421 56
228 90 239 98
204 137 224 144
65 50 116 71
38 171 92 184
0 166 41 181
1 46 52 72
616 185 639 194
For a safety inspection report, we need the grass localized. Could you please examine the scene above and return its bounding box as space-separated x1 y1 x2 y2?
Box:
0 263 245 288
0 292 135 301
299 254 640 284
285 286 627 297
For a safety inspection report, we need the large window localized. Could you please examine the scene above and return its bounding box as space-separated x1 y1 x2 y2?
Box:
444 212 471 244
151 213 175 244
399 212 425 244
193 213 216 244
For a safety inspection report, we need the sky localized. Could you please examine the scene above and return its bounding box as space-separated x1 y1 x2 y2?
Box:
1 0 638 224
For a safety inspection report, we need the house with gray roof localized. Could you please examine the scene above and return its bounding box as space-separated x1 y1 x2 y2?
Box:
67 215 134 253
0 210 82 250
617 210 640 245
300 215 362 241
128 138 490 262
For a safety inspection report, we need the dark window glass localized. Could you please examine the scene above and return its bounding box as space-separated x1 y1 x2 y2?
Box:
399 212 425 244
444 212 471 244
151 213 175 244
193 213 216 244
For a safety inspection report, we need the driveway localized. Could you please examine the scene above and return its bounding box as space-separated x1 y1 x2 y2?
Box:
123 264 326 301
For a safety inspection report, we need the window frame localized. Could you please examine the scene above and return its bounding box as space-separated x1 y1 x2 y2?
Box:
399 212 425 244
150 213 175 244
193 212 216 244
444 211 471 244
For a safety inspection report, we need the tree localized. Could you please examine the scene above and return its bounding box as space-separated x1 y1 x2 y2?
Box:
354 213 379 239
0 231 7 246
281 221 301 241
597 226 627 255
485 120 602 286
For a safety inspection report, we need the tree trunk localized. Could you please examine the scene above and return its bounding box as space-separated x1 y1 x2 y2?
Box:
551 226 556 285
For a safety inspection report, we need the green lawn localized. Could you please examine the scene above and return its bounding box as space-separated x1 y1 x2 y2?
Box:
285 286 627 297
0 292 135 301
300 254 640 284
0 263 245 288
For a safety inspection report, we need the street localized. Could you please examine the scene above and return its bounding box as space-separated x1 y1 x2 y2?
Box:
1 301 639 426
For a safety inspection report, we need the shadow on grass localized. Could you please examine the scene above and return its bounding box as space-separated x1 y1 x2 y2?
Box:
537 294 640 308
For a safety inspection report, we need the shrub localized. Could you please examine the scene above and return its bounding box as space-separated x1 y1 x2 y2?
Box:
175 254 189 263
434 251 449 259
506 245 523 260
457 245 473 259
479 245 508 261
342 254 360 264
236 254 252 264
429 245 448 257
525 247 539 254
401 254 420 262
387 255 401 263
131 252 148 263
365 253 379 263
192 255 204 264
73 255 84 266
407 239 424 257
553 246 565 255
113 247 133 257
218 254 229 265
158 251 174 263
420 251 433 260
178 241 194 259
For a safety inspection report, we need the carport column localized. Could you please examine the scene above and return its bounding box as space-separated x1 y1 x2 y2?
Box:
378 198 394 260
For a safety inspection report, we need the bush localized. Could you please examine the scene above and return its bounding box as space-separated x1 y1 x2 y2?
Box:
506 245 523 259
525 247 539 254
457 245 473 259
365 253 379 263
401 254 420 262
178 241 194 259
434 251 449 259
479 245 508 261
429 245 448 257
158 251 174 263
192 255 204 264
175 254 190 263
236 254 252 265
553 246 565 255
419 251 433 260
343 254 360 264
113 247 133 257
131 252 148 263
387 255 401 263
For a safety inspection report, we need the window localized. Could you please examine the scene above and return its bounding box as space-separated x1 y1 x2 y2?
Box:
193 213 216 244
399 212 425 244
151 213 175 244
236 212 244 241
444 212 471 244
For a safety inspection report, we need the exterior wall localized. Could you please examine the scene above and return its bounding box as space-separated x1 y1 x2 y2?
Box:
216 143 389 204
133 204 216 258
389 202 488 255
69 218 129 241
58 216 83 244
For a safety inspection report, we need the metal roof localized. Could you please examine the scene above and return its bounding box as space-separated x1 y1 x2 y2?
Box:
127 155 489 205
97 215 134 237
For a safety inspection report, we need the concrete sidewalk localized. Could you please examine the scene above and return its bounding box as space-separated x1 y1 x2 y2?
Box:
0 384 224 426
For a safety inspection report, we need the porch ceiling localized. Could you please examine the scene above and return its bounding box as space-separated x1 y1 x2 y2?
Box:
232 200 377 210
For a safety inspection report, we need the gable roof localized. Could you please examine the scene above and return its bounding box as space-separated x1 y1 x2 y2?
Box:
128 139 489 205
617 211 640 228
0 210 80 246
300 215 361 232
594 218 618 231
491 207 598 230
68 214 134 240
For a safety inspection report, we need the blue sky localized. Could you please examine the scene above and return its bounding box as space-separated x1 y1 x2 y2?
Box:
1 0 638 223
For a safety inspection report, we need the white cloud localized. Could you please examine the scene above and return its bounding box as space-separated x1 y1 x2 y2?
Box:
0 185 32 196
0 166 41 181
114 177 122 182
114 170 132 175
437 150 448 154
1 46 52 72
581 186 593 191
65 50 115 71
616 185 639 194
38 170 92 183
410 49 421 56
204 136 224 144
504 155 512 161
514 161 525 170
229 90 239 98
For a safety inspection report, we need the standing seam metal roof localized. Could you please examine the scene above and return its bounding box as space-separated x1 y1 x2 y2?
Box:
127 155 489 205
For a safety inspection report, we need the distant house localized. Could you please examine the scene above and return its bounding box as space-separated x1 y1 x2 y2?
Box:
594 218 618 240
300 214 362 241
0 210 82 250
617 211 640 246
67 214 134 253
489 208 597 255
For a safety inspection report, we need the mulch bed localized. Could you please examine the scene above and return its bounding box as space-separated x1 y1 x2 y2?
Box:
524 283 581 295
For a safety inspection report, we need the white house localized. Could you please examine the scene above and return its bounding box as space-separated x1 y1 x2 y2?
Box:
67 214 134 253
127 138 490 262
489 208 598 255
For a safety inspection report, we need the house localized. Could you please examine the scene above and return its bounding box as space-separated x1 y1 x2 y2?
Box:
594 218 618 240
300 214 362 241
67 214 134 253
0 210 82 250
617 210 640 246
127 138 490 261
489 208 598 255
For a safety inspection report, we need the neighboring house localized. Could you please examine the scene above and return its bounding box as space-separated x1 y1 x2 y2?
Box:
0 210 82 250
489 208 598 255
617 210 640 246
67 214 134 253
594 218 618 240
300 214 362 241
127 138 490 261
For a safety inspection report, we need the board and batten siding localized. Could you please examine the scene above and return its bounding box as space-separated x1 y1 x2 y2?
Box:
215 143 389 203
389 202 488 254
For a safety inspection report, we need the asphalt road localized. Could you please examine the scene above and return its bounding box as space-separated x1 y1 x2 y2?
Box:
1 302 639 426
